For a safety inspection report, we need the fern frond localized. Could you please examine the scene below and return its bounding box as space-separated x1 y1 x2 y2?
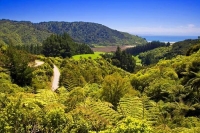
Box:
77 100 123 127
118 96 160 125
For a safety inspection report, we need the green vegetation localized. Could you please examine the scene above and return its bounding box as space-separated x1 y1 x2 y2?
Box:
1 19 200 132
5 47 36 86
42 33 93 58
59 57 129 91
0 19 147 48
137 39 200 66
0 42 200 132
101 47 136 72
125 41 168 56
0 19 51 46
72 52 104 60
134 55 142 66
139 46 171 65
165 39 200 59
36 21 147 46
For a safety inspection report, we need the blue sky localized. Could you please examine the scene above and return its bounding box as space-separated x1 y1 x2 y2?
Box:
0 0 200 35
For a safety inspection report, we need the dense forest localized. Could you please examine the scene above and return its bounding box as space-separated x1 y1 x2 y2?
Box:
136 39 200 66
0 28 200 133
101 46 136 72
0 19 147 46
0 20 51 50
14 33 94 56
125 41 169 56
42 33 93 58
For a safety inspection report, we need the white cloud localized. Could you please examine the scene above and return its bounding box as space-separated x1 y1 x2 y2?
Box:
187 24 195 28
120 24 200 35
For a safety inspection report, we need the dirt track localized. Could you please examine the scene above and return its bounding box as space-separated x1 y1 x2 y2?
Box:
34 60 44 67
35 60 60 91
52 65 60 91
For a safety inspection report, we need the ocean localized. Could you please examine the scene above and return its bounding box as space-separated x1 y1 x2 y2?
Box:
141 36 198 43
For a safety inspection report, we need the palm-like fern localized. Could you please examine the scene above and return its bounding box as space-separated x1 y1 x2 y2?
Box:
186 72 200 97
182 59 200 102
118 96 160 125
74 99 123 131
60 71 78 91
80 100 122 123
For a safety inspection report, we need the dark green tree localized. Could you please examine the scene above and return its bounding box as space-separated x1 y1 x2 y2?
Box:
42 33 93 58
166 42 170 46
125 41 167 55
5 47 35 86
111 46 136 72
101 72 132 110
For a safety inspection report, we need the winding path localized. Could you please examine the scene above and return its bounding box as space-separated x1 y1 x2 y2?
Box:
35 60 60 91
34 60 44 67
51 64 60 91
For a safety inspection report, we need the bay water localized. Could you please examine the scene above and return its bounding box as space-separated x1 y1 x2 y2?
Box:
141 36 198 43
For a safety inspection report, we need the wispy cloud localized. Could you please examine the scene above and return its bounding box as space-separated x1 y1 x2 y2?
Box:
187 24 195 28
121 24 200 35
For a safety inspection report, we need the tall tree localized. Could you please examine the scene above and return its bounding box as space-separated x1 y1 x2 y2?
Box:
101 72 132 109
42 33 93 58
111 46 136 72
5 47 35 86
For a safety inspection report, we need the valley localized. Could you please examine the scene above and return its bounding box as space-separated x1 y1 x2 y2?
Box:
0 20 200 133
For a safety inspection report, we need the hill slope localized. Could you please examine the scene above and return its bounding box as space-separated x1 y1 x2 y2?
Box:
35 21 147 45
0 19 51 46
0 19 146 46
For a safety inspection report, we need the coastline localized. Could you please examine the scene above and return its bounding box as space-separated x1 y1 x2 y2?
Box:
147 41 175 44
142 35 198 43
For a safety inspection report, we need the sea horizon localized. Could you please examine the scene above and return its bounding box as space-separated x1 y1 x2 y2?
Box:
140 35 198 43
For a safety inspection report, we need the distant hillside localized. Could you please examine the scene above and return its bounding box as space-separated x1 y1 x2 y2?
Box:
35 21 147 45
137 39 200 66
0 19 51 46
0 19 146 46
165 39 200 58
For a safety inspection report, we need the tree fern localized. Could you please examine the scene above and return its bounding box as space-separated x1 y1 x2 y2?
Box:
60 71 78 91
118 97 143 118
144 100 160 125
185 72 200 97
88 101 123 123
118 96 160 125
62 77 78 91
75 99 123 131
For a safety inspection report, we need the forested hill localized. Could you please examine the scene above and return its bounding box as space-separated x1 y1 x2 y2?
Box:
0 19 147 46
35 21 147 45
0 19 52 46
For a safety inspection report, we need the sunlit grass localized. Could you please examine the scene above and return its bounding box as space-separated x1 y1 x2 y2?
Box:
133 55 142 66
72 52 142 66
72 52 105 60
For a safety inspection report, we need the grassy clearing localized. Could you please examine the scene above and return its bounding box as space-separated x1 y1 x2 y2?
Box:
133 55 142 66
72 52 105 60
72 52 142 66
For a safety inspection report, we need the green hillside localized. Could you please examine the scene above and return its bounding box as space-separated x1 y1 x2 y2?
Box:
0 41 200 132
165 39 200 58
0 19 52 46
36 21 147 45
0 19 147 46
